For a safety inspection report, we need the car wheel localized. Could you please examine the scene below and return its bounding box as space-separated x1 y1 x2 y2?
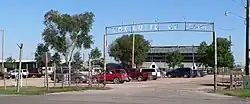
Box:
28 75 33 78
167 74 172 78
75 78 81 83
92 77 98 83
137 76 143 81
11 76 15 79
183 74 188 78
148 75 153 80
55 78 60 83
22 75 27 78
113 78 120 84
37 75 42 78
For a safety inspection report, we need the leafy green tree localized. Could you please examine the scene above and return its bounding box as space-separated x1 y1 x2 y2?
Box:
90 47 101 59
49 52 61 65
5 56 16 69
72 51 83 69
90 47 102 65
34 43 49 68
109 34 150 67
165 51 184 68
42 10 94 65
197 41 209 67
197 37 234 68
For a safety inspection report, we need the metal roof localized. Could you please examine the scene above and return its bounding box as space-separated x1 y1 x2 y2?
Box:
148 46 199 53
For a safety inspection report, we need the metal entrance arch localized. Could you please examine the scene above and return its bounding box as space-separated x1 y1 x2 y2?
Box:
103 21 217 90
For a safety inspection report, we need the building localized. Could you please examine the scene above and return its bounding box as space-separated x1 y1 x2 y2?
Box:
143 46 200 68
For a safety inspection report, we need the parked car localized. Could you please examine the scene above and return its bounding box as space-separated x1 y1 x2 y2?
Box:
193 70 206 77
139 68 159 80
92 68 129 84
166 67 194 78
78 67 102 76
6 69 29 79
28 68 42 78
51 69 88 83
125 68 153 81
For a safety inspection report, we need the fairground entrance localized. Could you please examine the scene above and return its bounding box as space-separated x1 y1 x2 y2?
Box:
103 21 218 90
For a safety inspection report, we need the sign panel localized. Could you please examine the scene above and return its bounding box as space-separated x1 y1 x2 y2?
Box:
42 52 51 63
106 22 214 35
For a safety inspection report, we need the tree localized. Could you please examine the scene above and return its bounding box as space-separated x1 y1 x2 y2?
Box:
197 37 234 68
42 10 94 65
49 52 61 65
72 51 83 70
165 51 184 68
90 47 101 59
5 56 16 69
197 41 209 67
90 47 101 65
109 34 150 67
34 43 49 68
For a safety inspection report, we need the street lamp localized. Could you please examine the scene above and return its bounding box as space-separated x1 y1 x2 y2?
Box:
225 0 250 75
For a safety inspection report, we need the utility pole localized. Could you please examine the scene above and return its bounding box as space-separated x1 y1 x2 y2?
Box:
16 43 23 93
1 30 5 90
103 29 107 87
132 33 135 68
213 32 218 91
245 0 249 76
53 63 56 87
26 64 28 88
88 54 92 87
229 35 233 89
45 52 49 91
192 45 195 70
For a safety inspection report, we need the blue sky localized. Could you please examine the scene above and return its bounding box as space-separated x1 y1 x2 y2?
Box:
0 0 247 64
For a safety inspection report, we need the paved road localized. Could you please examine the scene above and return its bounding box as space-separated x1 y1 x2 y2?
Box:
0 75 249 104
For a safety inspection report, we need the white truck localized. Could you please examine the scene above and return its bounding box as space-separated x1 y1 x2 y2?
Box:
78 67 102 76
42 67 55 77
6 69 29 79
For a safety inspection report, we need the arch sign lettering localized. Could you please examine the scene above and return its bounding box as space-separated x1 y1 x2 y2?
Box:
105 22 214 35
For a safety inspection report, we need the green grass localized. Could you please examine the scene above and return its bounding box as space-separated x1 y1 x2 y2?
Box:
216 89 250 98
0 86 111 95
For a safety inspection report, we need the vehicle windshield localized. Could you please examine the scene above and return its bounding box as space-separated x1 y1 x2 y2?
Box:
117 69 126 73
141 69 155 72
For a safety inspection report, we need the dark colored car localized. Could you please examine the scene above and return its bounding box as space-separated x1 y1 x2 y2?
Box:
125 68 152 81
166 67 194 78
92 68 129 84
51 69 88 83
28 68 42 78
193 70 206 77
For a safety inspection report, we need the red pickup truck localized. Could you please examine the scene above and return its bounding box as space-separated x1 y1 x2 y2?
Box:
125 68 153 81
92 68 129 84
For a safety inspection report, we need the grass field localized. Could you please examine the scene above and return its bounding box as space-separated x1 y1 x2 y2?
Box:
217 89 250 98
0 86 110 95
